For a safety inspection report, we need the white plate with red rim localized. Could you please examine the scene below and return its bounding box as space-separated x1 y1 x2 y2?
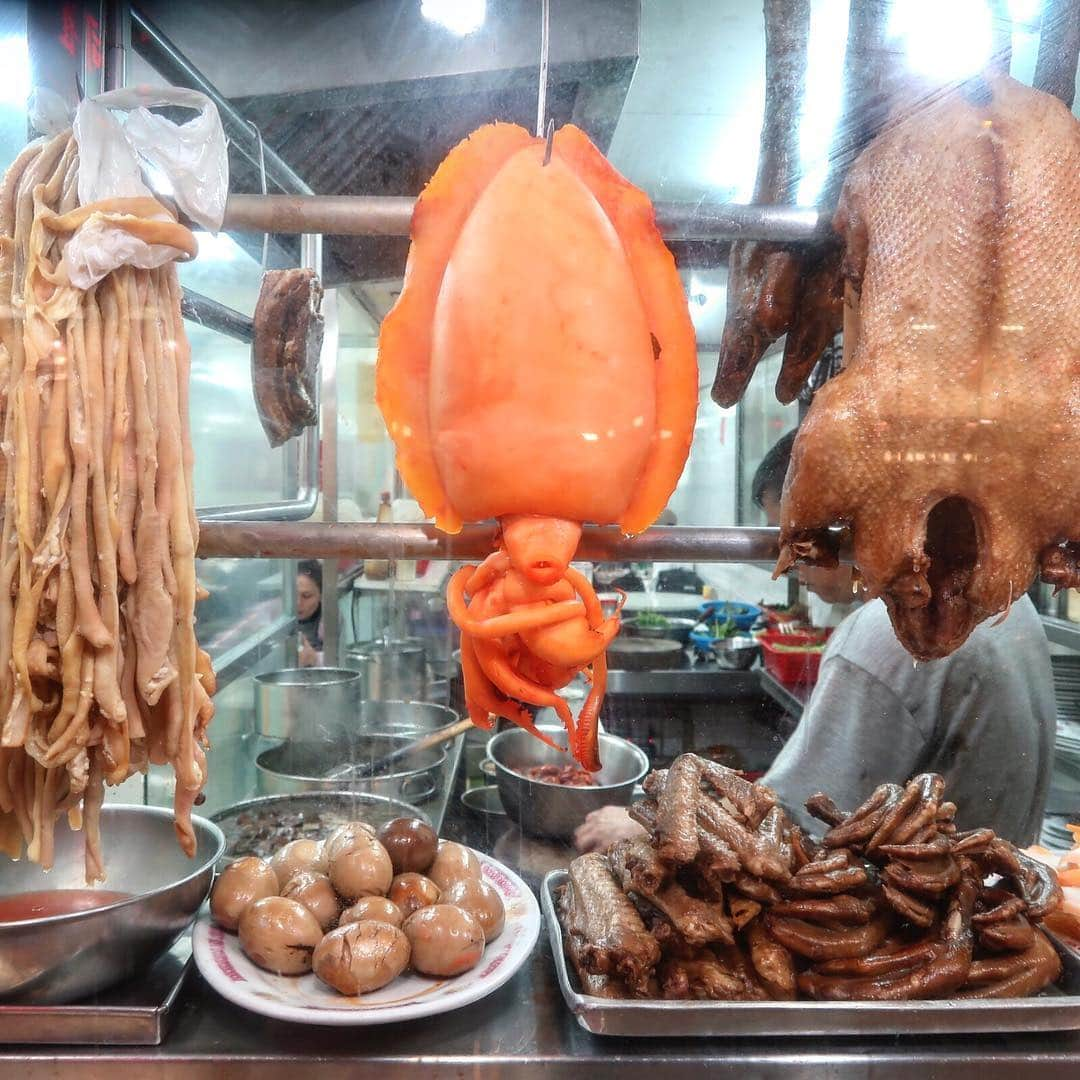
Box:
192 848 540 1025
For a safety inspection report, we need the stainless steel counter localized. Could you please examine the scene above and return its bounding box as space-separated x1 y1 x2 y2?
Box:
5 760 1080 1077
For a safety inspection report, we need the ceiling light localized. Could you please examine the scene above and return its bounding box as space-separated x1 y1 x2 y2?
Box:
1006 0 1042 23
798 0 849 204
421 0 486 36
195 232 241 262
889 0 992 81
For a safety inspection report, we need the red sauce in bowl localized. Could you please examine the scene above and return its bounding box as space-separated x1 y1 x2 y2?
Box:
0 889 131 922
519 764 597 787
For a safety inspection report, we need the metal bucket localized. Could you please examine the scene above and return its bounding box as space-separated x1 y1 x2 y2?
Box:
255 734 445 804
253 667 361 739
344 639 427 701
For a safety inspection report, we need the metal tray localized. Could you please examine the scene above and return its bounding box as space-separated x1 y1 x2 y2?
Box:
0 936 191 1045
542 869 1080 1037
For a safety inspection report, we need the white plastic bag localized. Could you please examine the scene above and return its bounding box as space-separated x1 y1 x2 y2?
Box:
28 86 72 137
65 86 228 288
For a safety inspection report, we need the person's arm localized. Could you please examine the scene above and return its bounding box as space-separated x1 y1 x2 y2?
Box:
762 655 928 834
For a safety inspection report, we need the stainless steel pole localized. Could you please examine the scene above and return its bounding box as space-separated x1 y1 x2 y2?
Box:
195 522 814 564
218 194 828 244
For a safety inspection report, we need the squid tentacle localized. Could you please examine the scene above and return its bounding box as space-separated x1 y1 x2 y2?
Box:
447 567 584 639
574 651 607 773
471 637 576 747
465 551 511 594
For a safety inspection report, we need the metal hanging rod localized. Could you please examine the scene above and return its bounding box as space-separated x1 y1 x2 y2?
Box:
195 522 806 563
218 194 829 244
180 289 254 343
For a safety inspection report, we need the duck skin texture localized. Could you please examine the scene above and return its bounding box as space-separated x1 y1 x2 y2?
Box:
778 74 1080 659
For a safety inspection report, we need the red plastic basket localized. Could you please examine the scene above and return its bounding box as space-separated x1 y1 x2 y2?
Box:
759 630 830 687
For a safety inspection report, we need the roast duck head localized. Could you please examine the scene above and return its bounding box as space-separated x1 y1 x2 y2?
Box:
777 74 1080 660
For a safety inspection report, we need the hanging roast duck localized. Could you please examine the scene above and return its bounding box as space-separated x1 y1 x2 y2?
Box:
778 73 1080 659
376 123 697 769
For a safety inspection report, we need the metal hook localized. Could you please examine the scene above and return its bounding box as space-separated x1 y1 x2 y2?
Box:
247 119 269 270
535 0 550 139
542 118 555 166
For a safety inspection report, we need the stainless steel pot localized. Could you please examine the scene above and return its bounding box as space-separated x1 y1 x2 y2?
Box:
255 734 446 804
357 699 457 735
0 805 223 1004
344 639 427 701
253 667 361 739
487 726 649 841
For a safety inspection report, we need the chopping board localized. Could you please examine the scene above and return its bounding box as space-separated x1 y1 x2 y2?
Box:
606 637 684 671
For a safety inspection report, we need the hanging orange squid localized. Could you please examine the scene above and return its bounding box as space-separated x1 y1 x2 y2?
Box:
376 123 697 770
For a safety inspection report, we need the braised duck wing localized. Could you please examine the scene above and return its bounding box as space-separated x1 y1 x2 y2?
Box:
778 74 1080 660
712 0 896 407
712 0 813 408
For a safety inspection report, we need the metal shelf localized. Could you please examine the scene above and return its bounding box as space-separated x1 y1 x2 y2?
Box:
1044 616 1080 653
758 668 811 719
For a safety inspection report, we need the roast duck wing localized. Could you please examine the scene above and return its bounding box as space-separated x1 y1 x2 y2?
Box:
779 74 1080 659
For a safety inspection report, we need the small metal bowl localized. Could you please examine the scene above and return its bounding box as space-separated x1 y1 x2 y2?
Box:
620 616 698 646
711 635 762 670
487 726 648 841
0 804 224 1005
460 785 506 818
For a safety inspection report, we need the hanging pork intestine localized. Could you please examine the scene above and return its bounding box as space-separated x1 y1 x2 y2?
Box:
0 130 214 881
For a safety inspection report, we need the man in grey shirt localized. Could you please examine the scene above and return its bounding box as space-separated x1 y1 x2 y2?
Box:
763 595 1055 843
756 433 1056 845
573 437 1056 854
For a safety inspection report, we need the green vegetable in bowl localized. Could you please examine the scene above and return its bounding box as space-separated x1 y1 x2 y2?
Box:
706 618 737 640
634 612 670 629
769 641 826 654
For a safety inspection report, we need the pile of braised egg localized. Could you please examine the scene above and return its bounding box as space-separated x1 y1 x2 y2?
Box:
210 817 505 995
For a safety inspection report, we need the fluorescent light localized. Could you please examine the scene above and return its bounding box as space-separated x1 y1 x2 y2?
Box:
798 0 849 204
421 0 486 36
0 36 30 109
1007 0 1042 23
195 232 241 262
707 83 765 202
889 0 992 81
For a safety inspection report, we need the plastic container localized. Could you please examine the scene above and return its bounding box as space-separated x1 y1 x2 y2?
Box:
698 600 763 631
760 630 830 687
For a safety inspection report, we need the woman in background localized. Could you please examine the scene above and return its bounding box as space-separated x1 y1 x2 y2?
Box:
297 559 324 667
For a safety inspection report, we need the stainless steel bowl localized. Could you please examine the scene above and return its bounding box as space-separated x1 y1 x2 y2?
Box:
620 616 698 645
460 785 506 818
0 804 223 1005
487 726 648 841
255 734 446 804
711 635 762 670
211 791 431 861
